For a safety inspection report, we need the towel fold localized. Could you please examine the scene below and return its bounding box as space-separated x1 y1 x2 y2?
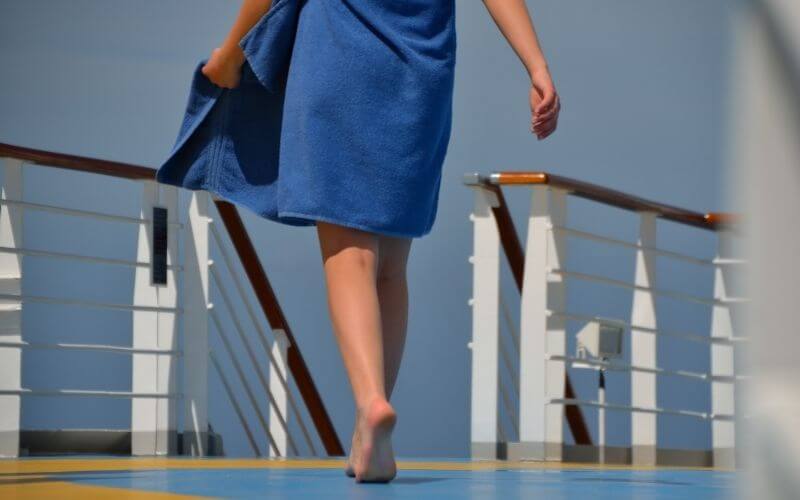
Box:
155 0 310 226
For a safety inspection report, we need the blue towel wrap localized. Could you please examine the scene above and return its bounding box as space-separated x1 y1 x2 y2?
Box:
156 0 457 238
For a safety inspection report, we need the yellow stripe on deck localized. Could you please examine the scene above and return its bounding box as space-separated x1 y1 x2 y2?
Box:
0 478 196 499
0 457 725 475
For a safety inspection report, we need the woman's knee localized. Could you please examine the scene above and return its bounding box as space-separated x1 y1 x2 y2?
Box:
317 222 379 272
377 238 411 283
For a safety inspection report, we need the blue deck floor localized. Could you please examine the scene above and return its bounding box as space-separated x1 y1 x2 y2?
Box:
0 457 736 499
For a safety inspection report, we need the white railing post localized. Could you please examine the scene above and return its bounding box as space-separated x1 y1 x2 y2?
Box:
710 230 735 468
269 328 291 457
514 185 567 461
132 181 179 455
630 212 658 466
182 191 211 456
0 159 23 458
467 186 502 459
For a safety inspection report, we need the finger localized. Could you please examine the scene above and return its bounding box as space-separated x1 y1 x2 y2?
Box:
541 114 558 133
535 96 559 124
532 115 555 134
535 99 561 132
540 127 557 140
537 119 558 139
549 94 560 115
533 105 557 126
533 115 556 136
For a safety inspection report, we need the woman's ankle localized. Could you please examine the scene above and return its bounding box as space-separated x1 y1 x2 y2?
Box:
356 395 394 419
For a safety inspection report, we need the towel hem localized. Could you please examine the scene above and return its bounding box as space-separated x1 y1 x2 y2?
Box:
278 210 430 239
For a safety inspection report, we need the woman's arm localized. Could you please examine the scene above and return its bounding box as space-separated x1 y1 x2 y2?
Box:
481 0 560 140
202 0 274 89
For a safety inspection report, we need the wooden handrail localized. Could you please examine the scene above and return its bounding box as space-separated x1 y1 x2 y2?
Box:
704 212 739 229
484 172 734 231
0 142 156 181
465 171 738 446
0 142 344 456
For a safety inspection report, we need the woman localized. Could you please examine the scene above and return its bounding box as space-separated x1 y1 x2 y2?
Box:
201 0 560 483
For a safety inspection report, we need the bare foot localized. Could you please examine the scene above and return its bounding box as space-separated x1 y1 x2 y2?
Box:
352 398 397 483
345 422 359 477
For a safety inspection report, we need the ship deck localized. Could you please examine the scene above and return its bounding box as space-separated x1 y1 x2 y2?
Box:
0 457 735 498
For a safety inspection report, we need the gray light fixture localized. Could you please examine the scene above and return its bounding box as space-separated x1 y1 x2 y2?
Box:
576 317 625 361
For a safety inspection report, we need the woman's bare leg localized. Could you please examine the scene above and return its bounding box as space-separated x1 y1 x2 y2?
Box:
376 233 412 398
344 232 412 476
316 221 397 482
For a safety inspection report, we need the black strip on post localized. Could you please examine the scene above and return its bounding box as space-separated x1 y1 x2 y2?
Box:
152 206 168 285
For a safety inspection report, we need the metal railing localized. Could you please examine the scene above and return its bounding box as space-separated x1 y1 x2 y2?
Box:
464 171 744 468
0 143 343 458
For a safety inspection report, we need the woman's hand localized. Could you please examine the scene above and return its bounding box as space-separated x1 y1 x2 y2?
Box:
201 46 246 89
529 68 560 140
201 0 274 88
